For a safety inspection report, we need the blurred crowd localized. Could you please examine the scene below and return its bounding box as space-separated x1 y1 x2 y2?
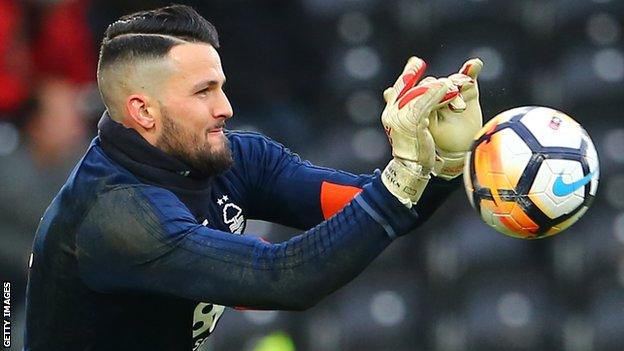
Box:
0 2 95 348
0 0 623 350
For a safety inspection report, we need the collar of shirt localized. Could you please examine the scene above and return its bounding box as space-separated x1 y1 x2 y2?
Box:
97 112 214 192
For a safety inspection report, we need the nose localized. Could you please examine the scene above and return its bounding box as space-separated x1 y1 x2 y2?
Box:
213 89 233 120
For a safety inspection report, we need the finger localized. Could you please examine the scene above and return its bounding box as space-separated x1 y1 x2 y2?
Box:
394 57 427 101
438 81 460 105
431 78 457 112
383 87 394 103
427 109 438 135
447 72 476 108
420 76 437 85
402 56 426 76
448 94 466 111
438 75 466 110
448 73 475 96
397 79 448 111
431 78 455 103
422 76 462 109
384 57 426 103
458 58 483 80
448 73 473 87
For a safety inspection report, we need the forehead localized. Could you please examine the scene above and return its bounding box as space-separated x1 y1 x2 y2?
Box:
167 43 224 83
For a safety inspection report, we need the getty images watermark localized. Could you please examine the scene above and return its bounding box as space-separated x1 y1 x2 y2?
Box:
2 281 10 349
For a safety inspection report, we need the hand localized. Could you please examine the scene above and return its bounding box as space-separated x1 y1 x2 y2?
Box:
380 57 455 207
427 58 484 180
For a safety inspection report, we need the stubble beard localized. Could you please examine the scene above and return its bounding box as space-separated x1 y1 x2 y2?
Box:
156 110 234 176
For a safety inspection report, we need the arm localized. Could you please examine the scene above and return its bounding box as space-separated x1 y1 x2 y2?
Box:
230 132 459 230
230 131 371 229
237 57 472 229
77 178 416 311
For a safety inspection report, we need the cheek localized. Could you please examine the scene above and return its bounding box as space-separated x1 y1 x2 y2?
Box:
183 102 211 128
170 103 208 130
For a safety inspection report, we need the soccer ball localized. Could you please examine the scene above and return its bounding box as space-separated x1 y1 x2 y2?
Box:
463 106 599 239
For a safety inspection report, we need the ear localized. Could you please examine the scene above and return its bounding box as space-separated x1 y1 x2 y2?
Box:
126 95 156 129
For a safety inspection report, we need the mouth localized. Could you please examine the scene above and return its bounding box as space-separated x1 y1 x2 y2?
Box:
208 124 226 134
206 125 227 143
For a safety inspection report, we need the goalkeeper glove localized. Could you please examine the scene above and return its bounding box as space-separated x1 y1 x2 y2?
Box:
380 57 456 207
427 58 484 180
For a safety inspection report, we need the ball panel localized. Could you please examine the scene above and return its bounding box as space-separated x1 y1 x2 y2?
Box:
528 159 587 219
497 217 531 239
481 196 516 215
501 128 533 157
530 159 585 204
509 205 540 232
529 192 584 220
498 129 532 186
550 163 586 199
479 199 540 238
479 201 524 238
519 107 582 149
548 206 588 234
490 174 516 202
473 143 499 190
544 226 561 237
473 131 526 192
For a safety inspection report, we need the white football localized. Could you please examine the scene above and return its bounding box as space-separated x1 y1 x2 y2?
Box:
463 106 599 239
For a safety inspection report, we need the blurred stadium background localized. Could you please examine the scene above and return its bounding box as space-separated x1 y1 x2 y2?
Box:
0 0 623 350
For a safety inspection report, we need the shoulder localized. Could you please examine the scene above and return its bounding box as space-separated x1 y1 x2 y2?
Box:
226 130 294 163
92 184 192 222
74 138 141 189
227 130 286 151
77 184 195 258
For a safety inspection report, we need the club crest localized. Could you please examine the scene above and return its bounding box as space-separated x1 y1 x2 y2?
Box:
216 195 245 234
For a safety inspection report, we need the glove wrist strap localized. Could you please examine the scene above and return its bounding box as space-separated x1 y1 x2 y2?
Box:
433 148 466 180
382 158 430 208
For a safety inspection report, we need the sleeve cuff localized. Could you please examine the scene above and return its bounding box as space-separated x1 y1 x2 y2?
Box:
354 170 420 239
355 171 462 239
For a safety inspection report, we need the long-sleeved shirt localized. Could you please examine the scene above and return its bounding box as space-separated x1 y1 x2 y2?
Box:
24 113 459 350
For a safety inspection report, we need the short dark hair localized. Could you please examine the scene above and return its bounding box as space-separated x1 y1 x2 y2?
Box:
98 4 219 71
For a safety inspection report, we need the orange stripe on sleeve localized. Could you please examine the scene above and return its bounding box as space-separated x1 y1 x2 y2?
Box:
320 181 363 220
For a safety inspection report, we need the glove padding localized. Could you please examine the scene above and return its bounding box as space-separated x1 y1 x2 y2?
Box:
380 57 456 207
427 58 484 180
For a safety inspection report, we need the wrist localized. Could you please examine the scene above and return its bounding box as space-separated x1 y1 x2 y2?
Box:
382 158 430 208
356 172 421 238
433 148 466 180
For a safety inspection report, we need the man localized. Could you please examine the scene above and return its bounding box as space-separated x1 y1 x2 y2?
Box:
24 4 483 350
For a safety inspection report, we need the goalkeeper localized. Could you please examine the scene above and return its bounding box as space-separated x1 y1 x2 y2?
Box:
24 4 483 351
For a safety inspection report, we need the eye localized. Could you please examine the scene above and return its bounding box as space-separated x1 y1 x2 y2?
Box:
196 87 209 95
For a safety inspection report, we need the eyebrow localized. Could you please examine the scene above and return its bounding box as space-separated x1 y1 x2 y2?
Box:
192 78 226 92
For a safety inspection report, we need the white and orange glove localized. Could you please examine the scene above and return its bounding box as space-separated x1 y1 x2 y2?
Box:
380 57 458 207
427 58 484 180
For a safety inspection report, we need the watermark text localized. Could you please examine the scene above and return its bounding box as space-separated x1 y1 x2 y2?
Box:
3 281 10 348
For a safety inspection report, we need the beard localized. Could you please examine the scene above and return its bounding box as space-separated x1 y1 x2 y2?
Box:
155 110 233 176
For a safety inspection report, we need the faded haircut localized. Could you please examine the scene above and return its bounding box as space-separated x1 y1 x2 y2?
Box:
97 4 219 119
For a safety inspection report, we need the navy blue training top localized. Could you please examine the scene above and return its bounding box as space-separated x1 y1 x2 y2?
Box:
24 114 459 350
